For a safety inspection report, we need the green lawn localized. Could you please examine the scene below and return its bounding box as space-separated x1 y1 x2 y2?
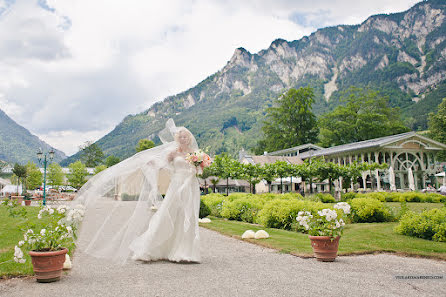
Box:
385 202 444 214
0 206 45 278
200 216 446 260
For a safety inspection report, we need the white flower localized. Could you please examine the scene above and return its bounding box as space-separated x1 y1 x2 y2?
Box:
23 234 28 241
340 219 345 226
48 208 54 215
334 202 351 214
26 229 34 234
14 256 18 262
40 229 46 236
66 226 73 233
298 211 304 216
335 220 341 228
14 246 23 258
37 214 42 219
19 259 26 263
18 240 24 247
242 230 255 239
255 230 269 239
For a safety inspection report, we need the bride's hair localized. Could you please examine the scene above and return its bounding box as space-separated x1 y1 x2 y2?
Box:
174 128 192 146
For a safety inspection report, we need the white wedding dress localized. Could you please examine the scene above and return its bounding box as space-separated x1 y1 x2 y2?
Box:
75 119 202 264
129 156 201 262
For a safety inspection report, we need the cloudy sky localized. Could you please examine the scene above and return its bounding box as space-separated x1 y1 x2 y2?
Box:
0 0 419 156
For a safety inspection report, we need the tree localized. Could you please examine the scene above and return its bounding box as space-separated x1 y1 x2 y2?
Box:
80 141 104 167
274 161 293 193
47 163 64 189
136 139 155 153
428 98 446 161
314 161 343 194
259 163 278 193
239 163 262 194
208 154 240 195
319 87 409 147
25 161 42 190
256 87 318 154
105 155 120 167
12 163 27 194
94 165 107 175
67 161 89 189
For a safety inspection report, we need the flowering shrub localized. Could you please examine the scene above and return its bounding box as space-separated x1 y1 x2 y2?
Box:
296 202 351 237
13 204 85 264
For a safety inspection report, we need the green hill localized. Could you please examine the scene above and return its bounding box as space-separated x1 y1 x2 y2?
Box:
62 0 446 164
0 109 66 164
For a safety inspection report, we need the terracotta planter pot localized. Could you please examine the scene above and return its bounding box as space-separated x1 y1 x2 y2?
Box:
24 200 32 206
29 248 68 283
309 236 340 262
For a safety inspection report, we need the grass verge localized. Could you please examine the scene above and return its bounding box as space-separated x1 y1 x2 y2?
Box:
0 206 45 278
200 216 446 260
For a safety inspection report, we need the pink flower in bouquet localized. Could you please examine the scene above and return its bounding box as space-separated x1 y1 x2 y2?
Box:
192 155 199 162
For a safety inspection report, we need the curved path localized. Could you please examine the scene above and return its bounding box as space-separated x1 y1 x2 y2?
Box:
1 203 445 297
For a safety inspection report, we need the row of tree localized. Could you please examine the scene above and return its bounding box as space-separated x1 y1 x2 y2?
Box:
201 154 387 195
9 159 118 195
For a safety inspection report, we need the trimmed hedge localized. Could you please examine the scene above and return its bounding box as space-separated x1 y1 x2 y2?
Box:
395 208 446 242
257 199 326 230
199 200 211 218
350 198 393 223
342 192 446 203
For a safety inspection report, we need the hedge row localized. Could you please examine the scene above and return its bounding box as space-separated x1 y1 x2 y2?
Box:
395 208 446 242
341 191 446 203
200 193 395 229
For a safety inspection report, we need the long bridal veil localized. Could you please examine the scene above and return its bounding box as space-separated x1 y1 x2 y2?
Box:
74 119 198 263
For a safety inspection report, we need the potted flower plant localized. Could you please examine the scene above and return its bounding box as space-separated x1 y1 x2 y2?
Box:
23 194 32 206
13 204 85 282
296 202 351 262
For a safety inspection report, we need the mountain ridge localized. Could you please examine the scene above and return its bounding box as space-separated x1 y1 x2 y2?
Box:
62 0 446 165
0 109 66 164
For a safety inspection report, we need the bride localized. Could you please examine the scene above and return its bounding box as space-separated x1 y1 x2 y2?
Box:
75 119 202 263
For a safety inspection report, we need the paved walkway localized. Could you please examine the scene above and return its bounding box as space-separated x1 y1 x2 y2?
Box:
1 203 445 297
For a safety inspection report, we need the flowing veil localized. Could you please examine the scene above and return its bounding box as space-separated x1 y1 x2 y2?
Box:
74 119 198 263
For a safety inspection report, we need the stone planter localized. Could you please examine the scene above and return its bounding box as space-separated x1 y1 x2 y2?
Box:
309 236 340 262
29 248 68 283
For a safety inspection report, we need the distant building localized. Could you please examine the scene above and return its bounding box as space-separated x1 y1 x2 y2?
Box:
268 132 446 191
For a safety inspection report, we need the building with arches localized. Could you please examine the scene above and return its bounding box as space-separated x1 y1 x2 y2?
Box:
270 132 446 191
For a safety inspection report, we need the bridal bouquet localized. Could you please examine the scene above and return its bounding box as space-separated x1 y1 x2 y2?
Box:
186 150 212 168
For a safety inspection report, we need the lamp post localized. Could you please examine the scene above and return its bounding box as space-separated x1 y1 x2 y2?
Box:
37 149 55 206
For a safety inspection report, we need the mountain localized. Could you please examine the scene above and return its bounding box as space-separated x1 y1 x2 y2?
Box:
0 109 66 164
63 0 446 164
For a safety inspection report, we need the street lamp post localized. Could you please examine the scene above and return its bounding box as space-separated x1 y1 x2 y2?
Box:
37 149 55 206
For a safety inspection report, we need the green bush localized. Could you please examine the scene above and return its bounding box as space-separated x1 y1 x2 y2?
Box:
220 197 266 223
341 192 357 201
315 193 336 203
350 198 393 223
257 199 325 230
199 200 211 218
201 194 226 217
395 208 446 242
355 192 446 203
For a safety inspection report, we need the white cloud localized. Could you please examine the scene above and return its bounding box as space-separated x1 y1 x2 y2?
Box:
0 0 420 155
